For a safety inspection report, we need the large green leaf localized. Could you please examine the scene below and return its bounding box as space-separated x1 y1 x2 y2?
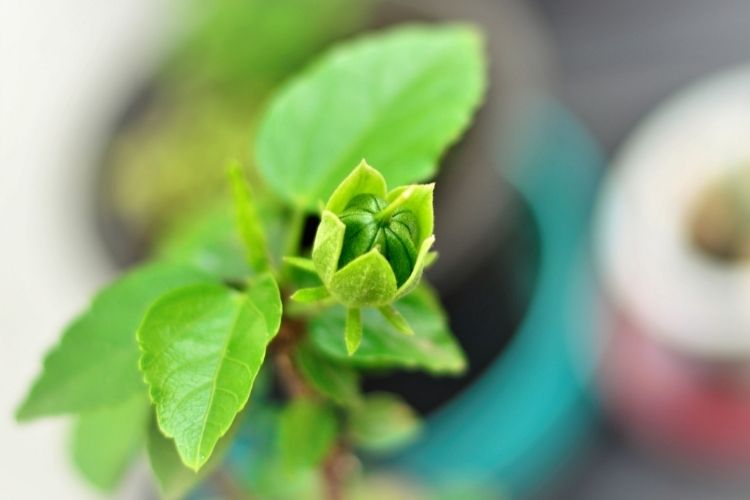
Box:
146 413 238 499
256 24 486 210
309 284 466 374
71 393 150 491
138 280 281 470
348 393 420 455
16 263 214 420
277 399 338 473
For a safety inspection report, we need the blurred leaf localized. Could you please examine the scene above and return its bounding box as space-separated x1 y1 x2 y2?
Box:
156 204 250 281
146 413 238 499
256 24 486 210
309 284 466 375
138 281 281 470
71 393 150 491
228 162 271 271
378 305 413 336
278 399 338 473
294 340 361 406
16 263 215 420
156 199 288 281
170 0 370 90
282 256 317 274
348 393 420 455
253 458 322 500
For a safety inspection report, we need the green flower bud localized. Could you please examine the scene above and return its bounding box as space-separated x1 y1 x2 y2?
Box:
338 193 419 287
310 160 435 309
288 160 436 354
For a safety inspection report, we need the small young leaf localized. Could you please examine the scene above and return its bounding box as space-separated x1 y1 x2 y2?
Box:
345 308 363 355
277 399 338 472
349 393 421 454
71 393 150 491
282 256 317 274
378 305 413 335
228 162 270 272
309 284 466 374
17 263 215 420
294 340 361 406
138 282 281 470
256 24 486 210
146 413 238 499
291 286 331 304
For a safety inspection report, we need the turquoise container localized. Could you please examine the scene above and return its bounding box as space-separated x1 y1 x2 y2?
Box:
395 99 605 496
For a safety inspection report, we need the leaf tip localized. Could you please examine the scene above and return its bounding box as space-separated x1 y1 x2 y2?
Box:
14 403 32 423
226 158 243 175
345 308 363 355
346 341 360 356
290 286 330 304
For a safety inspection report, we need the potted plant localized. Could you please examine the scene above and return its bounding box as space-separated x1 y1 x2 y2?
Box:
17 24 487 499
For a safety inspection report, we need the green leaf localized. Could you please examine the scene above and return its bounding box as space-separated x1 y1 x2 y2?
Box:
16 263 215 420
228 162 270 272
294 340 361 406
256 24 486 210
278 399 338 472
252 454 322 500
345 308 363 355
290 286 331 304
156 204 250 282
246 272 283 338
146 413 238 499
283 256 317 274
71 393 150 491
309 284 465 374
138 282 281 470
349 393 421 454
378 305 413 335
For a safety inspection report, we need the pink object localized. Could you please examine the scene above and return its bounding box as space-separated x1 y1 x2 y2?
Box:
601 311 750 463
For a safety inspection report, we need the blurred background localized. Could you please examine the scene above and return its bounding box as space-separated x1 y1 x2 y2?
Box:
3 0 750 498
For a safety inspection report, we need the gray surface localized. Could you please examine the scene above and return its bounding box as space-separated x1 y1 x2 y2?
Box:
532 0 750 152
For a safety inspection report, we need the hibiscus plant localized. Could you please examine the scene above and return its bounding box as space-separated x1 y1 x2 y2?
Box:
17 24 486 499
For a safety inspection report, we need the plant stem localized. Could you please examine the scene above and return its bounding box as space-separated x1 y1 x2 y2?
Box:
270 317 353 500
322 443 353 500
